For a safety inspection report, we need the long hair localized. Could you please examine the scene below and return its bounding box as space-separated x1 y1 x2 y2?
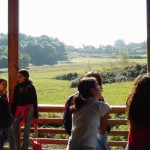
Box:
126 74 150 126
71 77 97 110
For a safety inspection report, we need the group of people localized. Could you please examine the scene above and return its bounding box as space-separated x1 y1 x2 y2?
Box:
0 69 38 150
64 71 150 150
0 69 150 150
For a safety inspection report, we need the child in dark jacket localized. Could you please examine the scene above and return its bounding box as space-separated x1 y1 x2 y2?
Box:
0 78 17 150
11 69 38 150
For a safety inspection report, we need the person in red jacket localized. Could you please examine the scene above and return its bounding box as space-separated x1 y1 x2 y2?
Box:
11 69 38 150
126 74 150 150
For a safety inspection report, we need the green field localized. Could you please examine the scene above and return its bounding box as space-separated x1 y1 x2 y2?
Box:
0 57 147 105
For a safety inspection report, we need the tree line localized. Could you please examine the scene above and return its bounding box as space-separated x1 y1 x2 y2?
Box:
0 33 147 68
0 33 67 68
67 39 147 59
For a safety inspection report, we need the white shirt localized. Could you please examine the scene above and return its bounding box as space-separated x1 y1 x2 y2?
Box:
70 98 110 149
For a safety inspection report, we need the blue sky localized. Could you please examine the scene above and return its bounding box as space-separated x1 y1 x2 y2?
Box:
0 0 147 48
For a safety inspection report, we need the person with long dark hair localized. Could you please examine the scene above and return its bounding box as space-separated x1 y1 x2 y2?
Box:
11 69 38 150
66 77 110 150
126 74 150 150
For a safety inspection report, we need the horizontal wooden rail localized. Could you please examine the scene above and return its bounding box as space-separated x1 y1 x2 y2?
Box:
38 104 64 112
109 130 128 136
38 104 126 113
30 138 68 145
108 119 127 125
22 128 129 136
38 118 63 124
39 118 127 125
108 141 127 147
20 104 128 149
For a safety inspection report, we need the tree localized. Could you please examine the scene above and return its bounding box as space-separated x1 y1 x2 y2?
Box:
19 53 31 68
114 39 126 48
0 55 8 68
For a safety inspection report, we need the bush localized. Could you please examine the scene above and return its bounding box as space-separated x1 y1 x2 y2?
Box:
100 64 147 84
54 72 79 80
69 63 147 87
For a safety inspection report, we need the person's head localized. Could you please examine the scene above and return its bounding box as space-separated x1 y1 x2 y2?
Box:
0 78 7 95
78 77 101 100
126 73 150 126
18 69 30 84
72 77 101 110
84 71 103 90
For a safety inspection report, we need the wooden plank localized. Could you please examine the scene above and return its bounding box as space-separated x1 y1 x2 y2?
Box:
38 104 64 112
30 138 68 145
22 128 128 136
108 141 127 147
38 118 64 124
38 118 127 125
38 104 126 113
29 138 127 147
21 128 67 134
109 106 126 113
109 130 128 136
108 119 127 125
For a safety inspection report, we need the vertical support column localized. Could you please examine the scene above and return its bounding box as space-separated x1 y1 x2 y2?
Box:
8 0 19 103
8 0 20 148
147 0 150 73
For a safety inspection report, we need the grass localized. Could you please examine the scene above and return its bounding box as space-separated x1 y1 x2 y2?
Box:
102 81 132 105
0 57 146 105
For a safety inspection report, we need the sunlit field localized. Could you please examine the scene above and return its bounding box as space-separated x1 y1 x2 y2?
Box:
0 57 146 105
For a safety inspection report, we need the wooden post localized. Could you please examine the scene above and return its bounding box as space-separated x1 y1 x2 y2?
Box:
8 0 20 148
147 0 150 73
8 0 19 103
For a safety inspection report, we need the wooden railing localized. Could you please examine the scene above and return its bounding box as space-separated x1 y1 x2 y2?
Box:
22 104 128 149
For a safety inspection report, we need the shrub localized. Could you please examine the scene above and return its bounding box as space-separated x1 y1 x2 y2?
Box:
69 64 147 87
54 72 79 80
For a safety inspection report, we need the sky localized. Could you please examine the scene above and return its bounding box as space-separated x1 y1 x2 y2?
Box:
0 0 147 48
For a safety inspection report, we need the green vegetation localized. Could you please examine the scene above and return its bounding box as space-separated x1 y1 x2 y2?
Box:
0 33 147 69
0 57 147 105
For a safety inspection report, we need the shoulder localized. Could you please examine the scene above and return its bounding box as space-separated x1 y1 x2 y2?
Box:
27 82 36 90
70 92 78 98
98 101 110 116
66 92 78 104
99 101 110 108
89 99 110 113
